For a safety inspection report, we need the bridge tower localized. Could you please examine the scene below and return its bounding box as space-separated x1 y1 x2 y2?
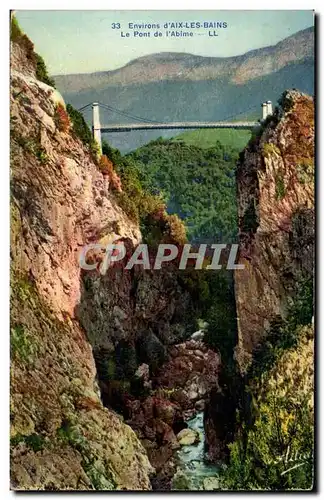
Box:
261 100 273 121
266 100 273 116
92 102 102 154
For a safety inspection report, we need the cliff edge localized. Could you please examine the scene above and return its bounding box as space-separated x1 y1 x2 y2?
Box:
234 90 314 372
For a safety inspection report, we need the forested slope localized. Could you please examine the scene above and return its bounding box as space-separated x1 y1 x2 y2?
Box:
127 138 239 243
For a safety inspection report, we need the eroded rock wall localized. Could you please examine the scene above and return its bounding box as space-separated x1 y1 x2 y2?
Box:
234 91 314 372
10 68 140 320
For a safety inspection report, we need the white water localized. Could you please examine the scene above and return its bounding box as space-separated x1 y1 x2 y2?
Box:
174 412 220 490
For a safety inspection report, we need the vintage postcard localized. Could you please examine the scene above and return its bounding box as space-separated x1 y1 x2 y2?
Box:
10 10 315 491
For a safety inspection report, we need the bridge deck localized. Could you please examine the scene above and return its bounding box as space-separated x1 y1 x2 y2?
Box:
100 121 260 133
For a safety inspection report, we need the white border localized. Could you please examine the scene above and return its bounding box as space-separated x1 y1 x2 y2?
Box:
2 1 322 498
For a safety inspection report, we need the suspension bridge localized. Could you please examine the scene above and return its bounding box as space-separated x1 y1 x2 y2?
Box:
78 100 273 153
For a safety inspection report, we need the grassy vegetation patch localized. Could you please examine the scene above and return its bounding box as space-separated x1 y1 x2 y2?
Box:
11 129 49 165
57 419 116 490
35 53 56 88
221 275 314 491
296 160 314 185
262 143 281 159
102 140 186 245
172 128 252 151
11 323 39 363
11 432 46 452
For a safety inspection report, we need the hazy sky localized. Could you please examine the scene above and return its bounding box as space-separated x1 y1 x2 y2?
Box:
15 10 314 75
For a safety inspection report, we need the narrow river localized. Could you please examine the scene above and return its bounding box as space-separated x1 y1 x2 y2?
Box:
172 412 220 490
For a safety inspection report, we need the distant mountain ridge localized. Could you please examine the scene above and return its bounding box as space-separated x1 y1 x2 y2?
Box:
55 27 314 92
54 26 314 152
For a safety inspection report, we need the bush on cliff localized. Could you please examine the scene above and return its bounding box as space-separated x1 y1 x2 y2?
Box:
10 15 34 62
35 53 56 88
178 267 238 373
221 275 314 491
11 16 56 88
222 328 314 491
10 15 23 42
98 155 122 192
66 104 99 161
54 103 70 132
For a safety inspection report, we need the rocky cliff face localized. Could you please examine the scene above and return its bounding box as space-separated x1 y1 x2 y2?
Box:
234 90 314 372
204 90 315 465
10 69 140 320
10 34 153 490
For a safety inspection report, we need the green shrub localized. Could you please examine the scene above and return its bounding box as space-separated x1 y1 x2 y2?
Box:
249 275 313 380
10 16 34 61
102 140 123 164
11 433 45 452
57 419 116 490
275 173 285 200
11 324 39 363
35 147 49 165
296 161 314 185
10 15 23 42
12 130 48 164
114 191 140 223
102 142 172 238
35 53 56 88
66 104 99 162
25 433 46 452
171 470 192 490
57 419 87 449
223 392 313 490
11 16 55 87
66 104 92 145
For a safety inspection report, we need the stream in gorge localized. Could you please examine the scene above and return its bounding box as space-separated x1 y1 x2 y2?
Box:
172 412 220 490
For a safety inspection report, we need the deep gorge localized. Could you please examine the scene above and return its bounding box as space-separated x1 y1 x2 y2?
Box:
76 252 238 489
10 16 315 491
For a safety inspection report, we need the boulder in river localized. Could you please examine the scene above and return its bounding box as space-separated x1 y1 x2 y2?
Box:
203 476 220 490
177 428 200 446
